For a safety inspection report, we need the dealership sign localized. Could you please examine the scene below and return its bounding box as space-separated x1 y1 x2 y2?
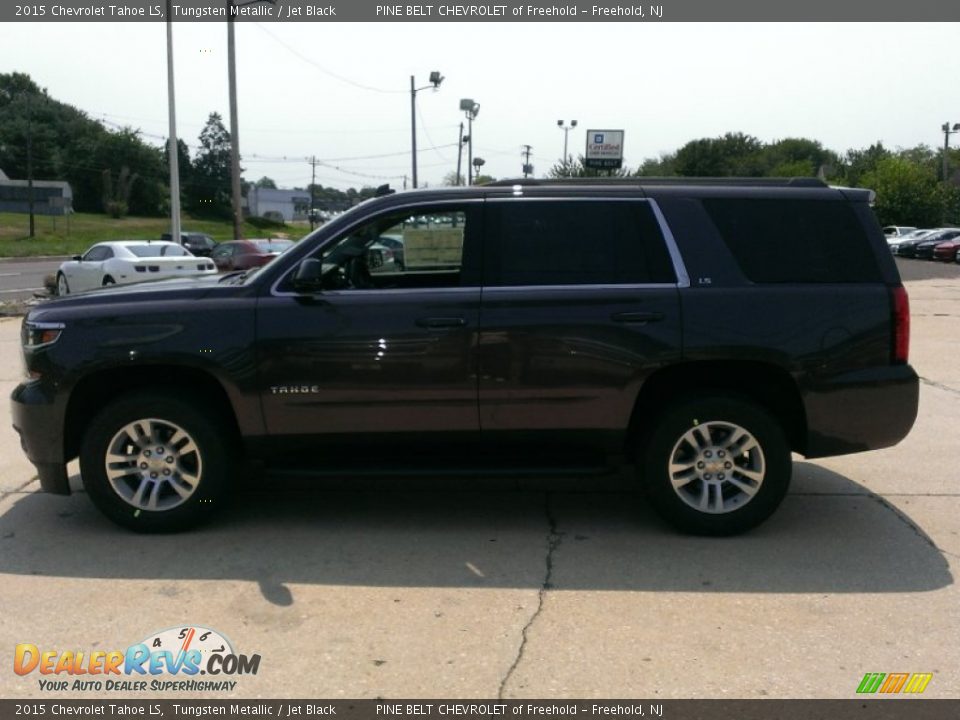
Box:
585 130 624 169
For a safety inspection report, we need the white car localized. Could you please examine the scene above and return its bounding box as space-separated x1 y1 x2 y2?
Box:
56 241 217 295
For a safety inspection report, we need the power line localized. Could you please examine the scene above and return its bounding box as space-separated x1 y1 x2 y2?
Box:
252 23 407 95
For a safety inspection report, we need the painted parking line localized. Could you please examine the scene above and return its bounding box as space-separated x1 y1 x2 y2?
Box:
0 287 43 294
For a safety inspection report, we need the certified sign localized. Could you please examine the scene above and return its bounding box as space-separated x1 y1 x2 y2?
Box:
585 129 625 169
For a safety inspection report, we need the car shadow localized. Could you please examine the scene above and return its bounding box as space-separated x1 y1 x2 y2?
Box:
0 462 951 605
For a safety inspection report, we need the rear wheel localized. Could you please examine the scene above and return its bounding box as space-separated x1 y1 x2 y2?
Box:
639 395 791 535
80 392 234 532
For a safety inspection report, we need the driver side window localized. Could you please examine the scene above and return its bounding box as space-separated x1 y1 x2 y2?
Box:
317 207 473 291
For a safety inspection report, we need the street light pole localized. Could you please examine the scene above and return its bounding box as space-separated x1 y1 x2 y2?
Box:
410 71 444 189
557 119 577 172
227 5 243 240
942 122 960 182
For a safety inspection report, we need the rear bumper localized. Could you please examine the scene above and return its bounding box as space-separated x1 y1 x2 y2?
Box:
10 381 70 495
803 365 919 458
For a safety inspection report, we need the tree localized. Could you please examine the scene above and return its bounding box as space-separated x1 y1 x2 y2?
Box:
861 157 947 227
839 142 890 187
472 174 496 185
255 176 277 189
442 171 465 186
188 112 233 217
758 137 838 177
673 132 764 177
635 152 678 176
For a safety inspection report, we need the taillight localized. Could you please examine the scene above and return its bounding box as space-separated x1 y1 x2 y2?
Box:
891 284 910 364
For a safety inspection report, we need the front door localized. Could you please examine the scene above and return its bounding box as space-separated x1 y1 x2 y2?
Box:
256 202 484 449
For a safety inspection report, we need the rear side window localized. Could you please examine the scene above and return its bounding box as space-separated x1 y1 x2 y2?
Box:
702 198 881 283
485 200 676 286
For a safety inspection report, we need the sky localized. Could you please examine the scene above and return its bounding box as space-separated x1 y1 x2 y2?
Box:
2 21 959 191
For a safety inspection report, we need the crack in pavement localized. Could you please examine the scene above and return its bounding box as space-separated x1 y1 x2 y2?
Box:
498 492 565 699
867 493 960 560
919 376 960 398
0 476 38 503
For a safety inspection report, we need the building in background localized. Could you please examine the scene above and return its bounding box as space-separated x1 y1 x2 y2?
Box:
247 186 311 222
0 168 73 215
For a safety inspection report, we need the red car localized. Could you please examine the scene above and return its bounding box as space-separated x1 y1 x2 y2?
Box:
210 239 295 272
932 238 960 262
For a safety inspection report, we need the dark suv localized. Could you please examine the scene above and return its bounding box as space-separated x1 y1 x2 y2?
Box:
12 179 918 535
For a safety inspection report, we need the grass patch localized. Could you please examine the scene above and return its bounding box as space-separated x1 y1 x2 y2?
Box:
0 212 310 257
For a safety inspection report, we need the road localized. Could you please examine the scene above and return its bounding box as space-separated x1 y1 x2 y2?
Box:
0 257 62 303
0 259 958 700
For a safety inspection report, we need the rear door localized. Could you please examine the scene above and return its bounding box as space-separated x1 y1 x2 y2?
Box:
477 197 684 437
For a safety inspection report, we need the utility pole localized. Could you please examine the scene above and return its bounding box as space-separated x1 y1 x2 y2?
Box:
227 1 243 240
308 155 318 230
410 76 418 189
455 122 465 185
166 0 181 246
522 145 533 178
25 94 35 238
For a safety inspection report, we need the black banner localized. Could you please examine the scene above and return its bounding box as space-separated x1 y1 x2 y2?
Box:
3 0 959 22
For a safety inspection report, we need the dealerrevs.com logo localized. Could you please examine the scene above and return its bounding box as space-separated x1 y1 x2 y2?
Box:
14 626 261 692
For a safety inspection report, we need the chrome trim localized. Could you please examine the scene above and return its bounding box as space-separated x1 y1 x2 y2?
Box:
482 283 677 293
23 321 66 349
268 195 691 296
648 198 691 289
269 198 483 298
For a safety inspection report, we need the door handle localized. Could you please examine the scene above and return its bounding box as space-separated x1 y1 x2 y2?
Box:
611 311 665 324
416 317 467 329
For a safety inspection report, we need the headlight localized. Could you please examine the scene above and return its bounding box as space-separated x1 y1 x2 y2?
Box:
22 320 64 348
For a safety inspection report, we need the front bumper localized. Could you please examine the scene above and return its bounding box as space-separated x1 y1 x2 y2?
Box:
10 381 70 495
803 364 919 458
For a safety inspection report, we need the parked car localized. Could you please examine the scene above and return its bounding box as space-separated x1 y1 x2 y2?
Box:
210 238 295 272
932 237 960 262
913 229 960 259
15 178 918 535
883 225 917 238
887 228 932 254
55 241 216 295
895 228 956 258
160 231 217 257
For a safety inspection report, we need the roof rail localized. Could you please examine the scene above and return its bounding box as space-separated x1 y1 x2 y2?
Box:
485 177 828 188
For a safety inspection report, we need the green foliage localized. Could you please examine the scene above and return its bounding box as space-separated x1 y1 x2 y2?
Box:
246 215 288 230
0 72 166 217
861 157 947 227
255 176 277 189
549 155 630 178
187 113 234 218
673 132 765 176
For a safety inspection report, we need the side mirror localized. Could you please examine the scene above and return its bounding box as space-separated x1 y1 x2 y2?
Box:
292 258 324 293
72 255 82 261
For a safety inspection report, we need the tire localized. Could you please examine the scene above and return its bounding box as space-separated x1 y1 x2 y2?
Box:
56 272 70 296
638 395 791 536
80 391 234 532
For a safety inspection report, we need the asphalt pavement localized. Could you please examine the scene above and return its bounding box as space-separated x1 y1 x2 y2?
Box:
0 257 63 303
0 259 957 699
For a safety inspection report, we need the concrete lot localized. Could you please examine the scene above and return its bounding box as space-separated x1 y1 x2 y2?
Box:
1 261 958 699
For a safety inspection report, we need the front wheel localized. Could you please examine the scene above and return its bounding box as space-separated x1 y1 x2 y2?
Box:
639 396 791 535
56 273 70 296
80 392 234 532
